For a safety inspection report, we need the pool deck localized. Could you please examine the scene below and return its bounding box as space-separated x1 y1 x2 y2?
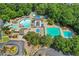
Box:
60 27 64 38
47 24 57 28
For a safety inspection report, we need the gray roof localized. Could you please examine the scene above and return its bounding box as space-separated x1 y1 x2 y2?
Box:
0 19 3 26
34 48 64 56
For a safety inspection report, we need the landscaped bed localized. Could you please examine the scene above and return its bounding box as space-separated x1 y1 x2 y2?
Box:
3 45 18 56
0 40 24 56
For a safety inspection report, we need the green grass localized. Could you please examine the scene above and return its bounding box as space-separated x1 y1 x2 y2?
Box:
0 39 2 42
0 36 9 43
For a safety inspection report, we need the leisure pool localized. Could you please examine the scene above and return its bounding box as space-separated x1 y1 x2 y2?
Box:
63 31 73 38
11 24 18 29
46 27 61 37
20 18 31 28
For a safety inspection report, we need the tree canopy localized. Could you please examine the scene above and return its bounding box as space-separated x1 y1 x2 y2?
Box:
0 4 79 34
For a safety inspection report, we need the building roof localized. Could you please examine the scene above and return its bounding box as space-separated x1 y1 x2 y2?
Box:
34 48 64 56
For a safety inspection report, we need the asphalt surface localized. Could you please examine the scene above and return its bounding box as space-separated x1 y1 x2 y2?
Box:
33 48 65 56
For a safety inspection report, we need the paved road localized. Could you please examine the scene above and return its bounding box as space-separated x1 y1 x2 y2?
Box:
33 48 65 56
0 40 24 56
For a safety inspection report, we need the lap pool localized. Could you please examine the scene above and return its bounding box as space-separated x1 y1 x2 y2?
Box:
46 27 61 37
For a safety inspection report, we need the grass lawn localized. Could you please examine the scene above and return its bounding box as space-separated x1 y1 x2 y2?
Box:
0 39 2 42
0 36 9 43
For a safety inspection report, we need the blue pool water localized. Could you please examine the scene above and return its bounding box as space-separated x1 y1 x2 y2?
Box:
4 22 11 26
11 24 18 29
63 31 73 38
20 18 31 28
47 27 61 37
36 28 40 33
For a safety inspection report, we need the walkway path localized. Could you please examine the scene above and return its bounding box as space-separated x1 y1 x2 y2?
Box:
60 28 64 37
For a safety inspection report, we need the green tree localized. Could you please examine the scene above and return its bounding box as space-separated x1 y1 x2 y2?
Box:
53 36 73 54
73 20 79 34
0 4 6 15
1 15 10 22
47 18 54 25
62 39 72 54
48 4 61 23
8 10 17 18
17 9 24 17
71 36 79 56
60 8 75 26
6 4 18 11
23 32 40 46
40 35 53 47
18 4 32 15
53 36 66 51
35 4 47 15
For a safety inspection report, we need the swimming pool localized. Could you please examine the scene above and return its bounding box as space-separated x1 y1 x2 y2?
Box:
36 28 40 33
46 27 61 37
63 31 73 38
20 18 31 28
9 24 19 30
11 24 18 29
4 22 11 26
